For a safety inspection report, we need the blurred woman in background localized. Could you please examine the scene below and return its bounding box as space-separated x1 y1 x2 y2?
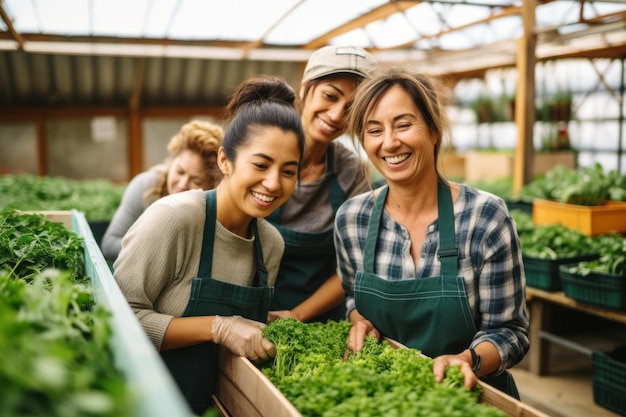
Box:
101 120 224 261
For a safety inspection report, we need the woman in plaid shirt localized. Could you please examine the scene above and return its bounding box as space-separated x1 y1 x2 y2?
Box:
334 67 529 399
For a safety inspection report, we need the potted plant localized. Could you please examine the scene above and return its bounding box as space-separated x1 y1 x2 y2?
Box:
471 92 512 122
520 164 626 236
537 91 574 122
519 222 599 291
471 95 498 124
539 121 572 152
559 232 626 309
549 91 573 121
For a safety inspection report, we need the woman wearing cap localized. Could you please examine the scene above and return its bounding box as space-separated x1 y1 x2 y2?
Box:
267 45 378 323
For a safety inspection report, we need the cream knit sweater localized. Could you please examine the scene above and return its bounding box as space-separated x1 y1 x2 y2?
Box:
113 189 284 349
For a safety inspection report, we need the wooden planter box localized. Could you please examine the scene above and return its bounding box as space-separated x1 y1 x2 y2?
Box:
533 151 575 176
441 151 466 179
464 151 513 182
38 210 192 417
532 199 626 236
215 345 549 417
461 151 575 182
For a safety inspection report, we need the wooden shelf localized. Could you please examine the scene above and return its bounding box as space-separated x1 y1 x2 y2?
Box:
526 287 626 376
527 288 626 325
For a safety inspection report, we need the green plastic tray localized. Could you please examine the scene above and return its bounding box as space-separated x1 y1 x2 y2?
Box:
559 264 626 311
522 254 598 291
592 350 626 416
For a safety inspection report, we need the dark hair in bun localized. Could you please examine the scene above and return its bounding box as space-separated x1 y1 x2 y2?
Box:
222 75 304 163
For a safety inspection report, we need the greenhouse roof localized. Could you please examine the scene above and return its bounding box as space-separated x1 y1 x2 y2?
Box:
2 1 626 70
1 0 626 109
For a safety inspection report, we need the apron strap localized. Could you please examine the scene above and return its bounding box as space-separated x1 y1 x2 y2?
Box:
251 219 268 288
198 190 218 277
363 186 387 273
266 205 280 223
325 145 345 214
436 180 459 279
198 190 268 288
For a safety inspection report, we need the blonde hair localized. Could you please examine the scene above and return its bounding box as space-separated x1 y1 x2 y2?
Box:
144 120 224 205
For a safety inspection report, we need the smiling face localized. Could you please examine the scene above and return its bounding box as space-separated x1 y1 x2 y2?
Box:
363 84 438 186
166 149 210 194
300 75 360 146
218 125 300 226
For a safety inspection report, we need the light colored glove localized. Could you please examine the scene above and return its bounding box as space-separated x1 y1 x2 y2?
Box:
212 315 276 361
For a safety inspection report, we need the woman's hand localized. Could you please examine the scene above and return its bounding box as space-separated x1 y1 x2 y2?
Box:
347 312 381 352
432 352 478 389
212 315 276 361
267 310 298 323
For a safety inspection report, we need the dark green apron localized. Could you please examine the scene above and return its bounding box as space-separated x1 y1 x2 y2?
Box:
267 145 346 322
354 181 520 399
160 189 273 415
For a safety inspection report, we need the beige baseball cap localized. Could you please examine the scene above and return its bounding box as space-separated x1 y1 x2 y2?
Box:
302 45 378 82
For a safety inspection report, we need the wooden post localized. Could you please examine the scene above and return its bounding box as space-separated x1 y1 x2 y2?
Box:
127 58 145 180
513 0 537 196
36 118 47 176
127 111 143 180
528 298 551 376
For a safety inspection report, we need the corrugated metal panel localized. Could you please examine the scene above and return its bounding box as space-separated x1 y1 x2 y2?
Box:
0 50 305 110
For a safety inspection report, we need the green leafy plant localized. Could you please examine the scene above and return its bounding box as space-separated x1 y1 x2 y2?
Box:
467 177 514 201
537 91 573 122
259 319 506 417
519 223 596 260
0 208 133 417
0 207 85 281
470 95 509 124
539 121 572 152
471 95 495 123
570 233 626 276
518 164 626 206
510 209 534 236
0 175 126 221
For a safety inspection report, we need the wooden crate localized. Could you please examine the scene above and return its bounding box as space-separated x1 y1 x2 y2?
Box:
36 210 193 417
25 209 74 229
215 344 549 417
532 199 626 236
464 151 513 182
441 151 466 179
532 151 575 176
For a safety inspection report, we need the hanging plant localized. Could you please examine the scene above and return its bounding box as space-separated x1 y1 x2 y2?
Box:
470 95 509 123
537 91 574 122
471 95 497 123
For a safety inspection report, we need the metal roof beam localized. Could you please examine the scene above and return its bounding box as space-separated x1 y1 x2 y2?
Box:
241 0 306 57
389 4 521 50
303 1 419 49
0 3 24 49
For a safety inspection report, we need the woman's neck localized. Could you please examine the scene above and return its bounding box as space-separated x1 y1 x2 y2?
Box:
386 174 439 214
300 142 329 181
215 184 252 238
